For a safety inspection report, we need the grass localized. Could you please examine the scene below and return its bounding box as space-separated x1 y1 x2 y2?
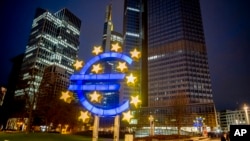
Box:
0 132 109 141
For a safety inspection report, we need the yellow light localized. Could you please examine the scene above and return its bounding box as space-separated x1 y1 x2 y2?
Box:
122 110 133 122
111 42 122 52
89 91 102 103
149 115 154 121
91 63 103 74
130 48 141 60
92 45 103 55
73 60 84 70
126 73 136 84
116 62 128 72
60 91 74 103
130 95 141 108
78 111 91 123
244 104 248 110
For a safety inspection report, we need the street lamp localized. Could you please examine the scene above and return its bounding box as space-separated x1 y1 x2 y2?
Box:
149 115 154 136
0 87 7 106
243 104 249 124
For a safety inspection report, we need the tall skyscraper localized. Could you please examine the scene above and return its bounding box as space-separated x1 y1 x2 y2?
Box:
99 3 124 109
147 0 213 107
123 0 217 134
102 4 123 51
123 0 148 107
14 8 81 108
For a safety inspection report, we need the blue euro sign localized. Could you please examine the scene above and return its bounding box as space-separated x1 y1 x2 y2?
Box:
68 52 133 116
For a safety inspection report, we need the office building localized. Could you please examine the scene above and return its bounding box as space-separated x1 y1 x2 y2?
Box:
102 4 123 51
123 0 148 107
14 8 81 109
98 3 130 130
147 0 213 107
100 4 124 109
218 109 250 132
37 65 71 108
123 0 217 135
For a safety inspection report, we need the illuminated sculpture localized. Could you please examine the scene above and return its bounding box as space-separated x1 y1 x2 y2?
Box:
78 111 91 122
130 95 141 108
68 52 133 116
122 110 133 122
60 42 142 141
92 45 103 55
73 60 84 70
64 42 142 117
60 91 74 104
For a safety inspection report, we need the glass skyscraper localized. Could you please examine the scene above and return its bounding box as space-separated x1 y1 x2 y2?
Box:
123 0 217 134
14 8 81 108
147 0 213 107
123 0 148 107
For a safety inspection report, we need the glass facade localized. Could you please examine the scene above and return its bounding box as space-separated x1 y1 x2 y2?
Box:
131 103 217 137
123 0 148 107
14 8 81 108
100 4 124 109
123 0 217 132
147 0 213 107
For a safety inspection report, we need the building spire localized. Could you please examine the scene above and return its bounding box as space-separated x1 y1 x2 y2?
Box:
105 2 112 22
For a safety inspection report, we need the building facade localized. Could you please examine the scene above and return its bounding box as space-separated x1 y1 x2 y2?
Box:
123 0 217 134
147 0 213 107
218 109 250 132
37 65 71 109
14 8 81 108
101 4 124 108
98 3 125 129
123 0 148 107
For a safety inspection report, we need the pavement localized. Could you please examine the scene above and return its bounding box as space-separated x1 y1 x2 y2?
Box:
146 137 221 141
186 137 220 141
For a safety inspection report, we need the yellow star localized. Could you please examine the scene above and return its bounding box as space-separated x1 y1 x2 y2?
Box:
92 45 103 55
122 110 133 122
78 111 91 123
130 48 141 60
126 73 136 84
130 95 141 108
116 62 128 72
89 91 102 103
91 63 103 74
60 91 74 103
111 42 122 52
73 60 84 70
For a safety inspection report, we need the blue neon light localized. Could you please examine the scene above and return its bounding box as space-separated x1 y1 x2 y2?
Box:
80 52 132 74
68 52 133 117
69 84 120 91
80 96 129 116
70 74 125 81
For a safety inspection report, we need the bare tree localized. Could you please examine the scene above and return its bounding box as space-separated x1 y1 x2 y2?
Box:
15 67 41 133
36 66 81 132
169 92 189 136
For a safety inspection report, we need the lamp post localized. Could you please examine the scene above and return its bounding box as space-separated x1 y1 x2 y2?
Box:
149 115 154 136
243 104 249 124
0 87 7 106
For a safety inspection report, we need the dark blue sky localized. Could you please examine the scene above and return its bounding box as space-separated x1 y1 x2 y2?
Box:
0 0 249 111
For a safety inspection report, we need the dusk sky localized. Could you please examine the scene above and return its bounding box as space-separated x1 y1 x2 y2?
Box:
0 0 249 111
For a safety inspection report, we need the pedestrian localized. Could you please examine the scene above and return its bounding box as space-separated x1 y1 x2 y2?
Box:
221 132 227 141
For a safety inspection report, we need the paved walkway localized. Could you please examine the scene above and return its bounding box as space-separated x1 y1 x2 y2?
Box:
189 137 220 141
135 137 220 141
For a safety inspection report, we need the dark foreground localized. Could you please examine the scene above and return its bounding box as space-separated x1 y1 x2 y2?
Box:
0 132 220 141
0 132 96 141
